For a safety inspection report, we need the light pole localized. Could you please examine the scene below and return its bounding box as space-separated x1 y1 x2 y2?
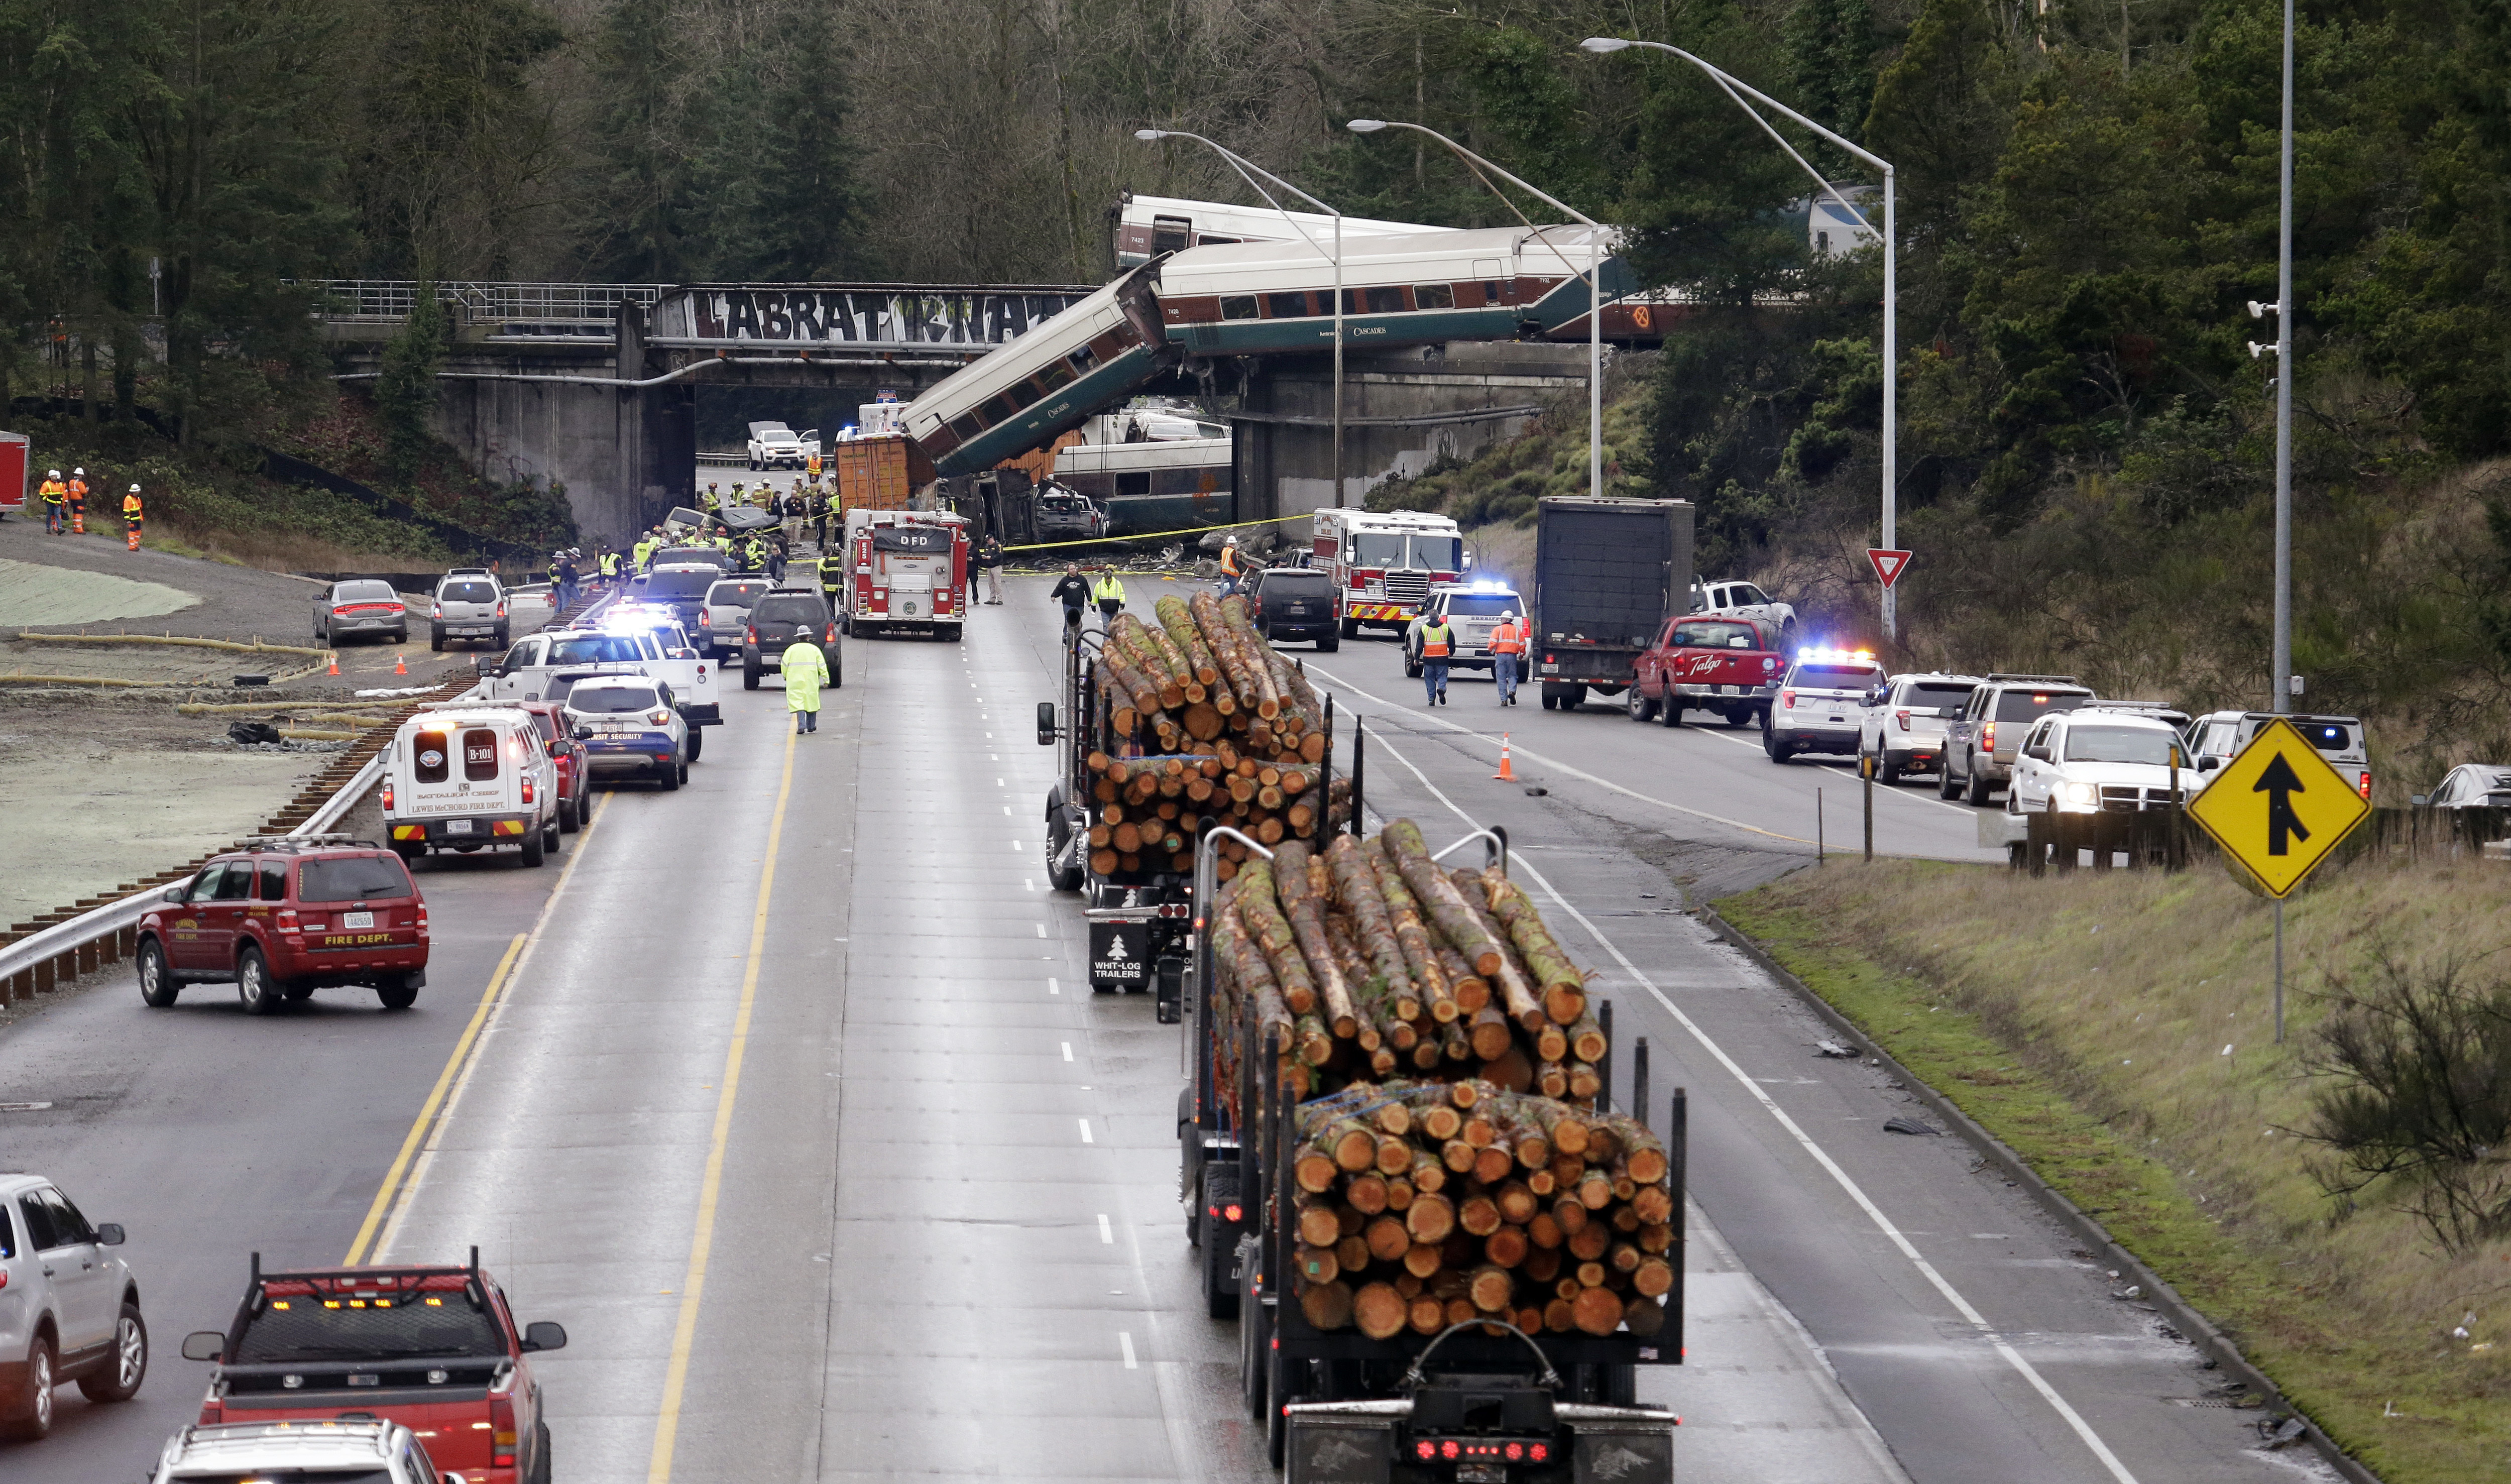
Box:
1581 37 1900 642
1346 119 1610 509
1134 129 1348 508
2272 0 2295 714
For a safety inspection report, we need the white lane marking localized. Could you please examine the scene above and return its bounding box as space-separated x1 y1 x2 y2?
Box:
1003 805 1012 815
1024 878 1036 891
1365 724 2144 1484
1119 1331 1138 1368
1035 923 1047 938
1098 1213 1115 1243
1062 1042 1074 1061
997 777 1005 786
1078 1118 1095 1144
1048 977 1060 995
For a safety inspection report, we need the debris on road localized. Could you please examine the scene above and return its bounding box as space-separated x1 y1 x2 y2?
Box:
1881 1115 1943 1135
1814 1039 1859 1058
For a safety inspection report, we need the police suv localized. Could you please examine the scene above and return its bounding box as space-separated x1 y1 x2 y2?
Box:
1765 647 1887 763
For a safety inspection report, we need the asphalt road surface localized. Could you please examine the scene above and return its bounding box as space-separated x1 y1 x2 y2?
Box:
0 571 2327 1483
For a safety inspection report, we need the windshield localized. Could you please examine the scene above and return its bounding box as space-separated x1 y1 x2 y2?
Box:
1263 574 1335 597
645 570 718 598
233 1292 505 1362
1443 594 1517 617
166 1472 394 1484
2064 725 2179 765
570 687 659 714
753 598 826 625
1903 682 1976 706
1411 536 1462 570
1996 690 2091 722
1672 621 1760 648
336 582 397 602
544 635 646 666
297 856 415 903
438 581 497 603
1351 534 1406 567
708 581 771 605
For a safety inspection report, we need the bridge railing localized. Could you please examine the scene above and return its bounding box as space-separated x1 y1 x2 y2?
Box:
303 281 673 323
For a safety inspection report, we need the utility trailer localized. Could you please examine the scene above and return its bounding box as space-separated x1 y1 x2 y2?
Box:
1178 780 1684 1481
1038 622 1336 998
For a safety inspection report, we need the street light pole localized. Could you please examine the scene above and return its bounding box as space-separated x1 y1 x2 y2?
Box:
2272 0 2295 715
1346 120 1610 507
1581 37 1899 642
1134 129 1347 508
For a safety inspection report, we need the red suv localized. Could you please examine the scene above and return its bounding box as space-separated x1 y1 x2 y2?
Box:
181 1253 564 1484
135 843 429 1014
507 700 592 833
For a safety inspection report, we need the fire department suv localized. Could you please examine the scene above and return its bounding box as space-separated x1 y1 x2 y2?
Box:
1311 507 1466 636
839 508 969 640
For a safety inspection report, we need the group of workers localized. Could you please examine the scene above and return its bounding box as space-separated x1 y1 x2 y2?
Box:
33 468 146 549
1414 610 1526 707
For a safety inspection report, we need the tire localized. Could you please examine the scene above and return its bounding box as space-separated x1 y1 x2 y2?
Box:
1939 763 1961 800
1727 707 1756 729
529 1419 552 1484
1966 761 1993 806
677 753 690 787
657 755 680 791
744 663 761 691
1318 632 1339 652
1340 618 1359 640
493 625 509 647
430 633 444 652
559 792 580 834
1659 694 1681 728
137 938 178 1007
237 947 281 1015
1880 754 1902 786
394 841 424 863
4 1334 54 1439
1627 685 1657 723
78 1302 147 1404
1765 727 1794 764
576 790 594 830
543 817 561 855
378 978 419 1009
520 825 545 867
1266 1344 1289 1468
1540 692 1557 711
687 726 704 762
827 645 842 689
1404 649 1422 679
945 624 963 642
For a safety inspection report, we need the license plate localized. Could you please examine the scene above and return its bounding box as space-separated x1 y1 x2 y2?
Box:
1721 684 1741 695
1457 1465 1508 1484
341 911 374 930
445 820 474 835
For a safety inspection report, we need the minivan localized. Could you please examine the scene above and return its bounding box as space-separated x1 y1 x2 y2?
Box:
382 708 563 866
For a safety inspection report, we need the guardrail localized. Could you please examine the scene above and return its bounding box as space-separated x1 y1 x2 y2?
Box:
303 281 671 324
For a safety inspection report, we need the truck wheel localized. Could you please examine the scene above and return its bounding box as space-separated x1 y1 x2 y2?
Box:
520 825 546 868
137 939 178 1008
1939 764 1961 800
1659 695 1681 728
744 662 761 691
528 1419 552 1484
688 727 704 762
1966 764 1993 806
1267 1346 1289 1467
237 948 281 1015
429 633 444 652
827 645 843 689
1240 1242 1270 1422
1627 686 1657 723
1340 618 1359 640
282 979 315 1001
1727 707 1755 728
378 977 419 1009
77 1302 147 1404
1317 630 1338 652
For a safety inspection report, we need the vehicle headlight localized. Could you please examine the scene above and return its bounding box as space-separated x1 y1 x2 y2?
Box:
2063 781 2099 805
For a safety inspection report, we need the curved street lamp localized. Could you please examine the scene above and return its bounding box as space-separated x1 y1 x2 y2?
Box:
1347 119 1611 509
1581 37 1901 641
1134 129 1349 508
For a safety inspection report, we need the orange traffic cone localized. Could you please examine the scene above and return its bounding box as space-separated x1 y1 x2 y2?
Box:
1494 734 1516 781
394 653 408 675
327 652 340 676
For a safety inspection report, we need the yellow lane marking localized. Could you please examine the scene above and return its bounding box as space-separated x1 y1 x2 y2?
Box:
646 729 798 1483
344 791 609 1265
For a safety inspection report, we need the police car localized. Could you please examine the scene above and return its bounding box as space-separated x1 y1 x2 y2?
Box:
1765 647 1887 763
562 677 693 791
1405 582 1525 676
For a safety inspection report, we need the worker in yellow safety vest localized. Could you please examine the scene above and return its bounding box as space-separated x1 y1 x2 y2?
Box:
1416 614 1454 707
1091 570 1125 627
702 482 721 515
122 485 144 550
37 471 68 535
806 450 823 480
1489 612 1526 707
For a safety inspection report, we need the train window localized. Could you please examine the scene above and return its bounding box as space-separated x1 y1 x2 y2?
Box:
1152 215 1191 255
1068 343 1098 373
1367 286 1406 313
1199 236 1240 246
1413 283 1454 310
988 392 1028 422
1153 466 1228 496
949 413 986 441
1267 292 1311 319
1117 472 1153 496
1031 361 1074 395
1220 295 1261 320
1485 281 1507 303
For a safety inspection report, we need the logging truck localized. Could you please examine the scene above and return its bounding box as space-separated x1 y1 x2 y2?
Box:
1180 808 1685 1482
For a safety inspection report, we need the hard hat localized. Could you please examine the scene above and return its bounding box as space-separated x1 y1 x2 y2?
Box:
130 483 141 492
48 469 59 478
72 467 83 476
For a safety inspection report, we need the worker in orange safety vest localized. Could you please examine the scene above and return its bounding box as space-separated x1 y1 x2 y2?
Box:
1489 611 1526 707
1416 613 1453 707
1217 535 1242 597
123 485 144 549
64 468 89 533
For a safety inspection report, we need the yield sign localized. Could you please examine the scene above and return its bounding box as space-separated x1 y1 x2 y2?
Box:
1867 548 1912 589
2185 718 2372 897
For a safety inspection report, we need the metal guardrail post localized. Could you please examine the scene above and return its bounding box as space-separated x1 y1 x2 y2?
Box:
1633 1037 1651 1133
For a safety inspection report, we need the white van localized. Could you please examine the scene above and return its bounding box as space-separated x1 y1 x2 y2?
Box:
382 707 563 866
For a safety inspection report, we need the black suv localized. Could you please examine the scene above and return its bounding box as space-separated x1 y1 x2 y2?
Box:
741 588 845 690
1244 567 1340 649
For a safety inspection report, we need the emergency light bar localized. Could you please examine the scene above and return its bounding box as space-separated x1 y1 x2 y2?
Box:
1795 646 1876 665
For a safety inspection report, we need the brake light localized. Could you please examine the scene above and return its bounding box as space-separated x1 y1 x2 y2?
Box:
825 624 836 643
521 775 535 805
489 1391 517 1468
382 782 395 810
1781 689 1796 708
1983 722 1998 751
700 607 711 626
1224 1203 1242 1222
747 626 758 644
333 605 354 618
432 602 443 618
648 708 671 725
2359 770 2372 798
496 601 508 618
1895 709 1911 732
416 904 429 938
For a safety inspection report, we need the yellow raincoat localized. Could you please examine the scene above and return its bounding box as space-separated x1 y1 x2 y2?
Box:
779 640 829 713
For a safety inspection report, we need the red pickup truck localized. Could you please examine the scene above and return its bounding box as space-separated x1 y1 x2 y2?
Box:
181 1252 564 1484
1625 614 1785 728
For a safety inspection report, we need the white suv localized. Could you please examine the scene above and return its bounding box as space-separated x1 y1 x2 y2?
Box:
1765 649 1885 763
1858 673 1981 783
152 1419 455 1484
2185 710 2371 802
2007 706 2193 816
2 1174 147 1440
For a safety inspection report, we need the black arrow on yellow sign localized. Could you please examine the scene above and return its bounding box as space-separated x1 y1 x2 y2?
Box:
2253 752 2311 856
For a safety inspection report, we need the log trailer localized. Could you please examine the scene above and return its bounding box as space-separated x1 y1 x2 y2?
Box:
1178 785 1684 1482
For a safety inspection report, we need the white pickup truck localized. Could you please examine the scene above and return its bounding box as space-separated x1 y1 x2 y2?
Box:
480 624 723 749
747 421 812 470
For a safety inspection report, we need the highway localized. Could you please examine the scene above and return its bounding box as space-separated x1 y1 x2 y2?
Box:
0 573 2321 1483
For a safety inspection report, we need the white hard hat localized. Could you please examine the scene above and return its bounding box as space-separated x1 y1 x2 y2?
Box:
130 483 141 492
48 469 59 478
72 467 83 476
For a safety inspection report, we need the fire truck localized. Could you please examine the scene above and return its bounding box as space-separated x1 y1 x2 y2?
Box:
838 508 970 641
1310 507 1467 638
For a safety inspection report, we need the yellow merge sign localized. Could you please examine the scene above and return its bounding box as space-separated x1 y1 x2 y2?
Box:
2185 717 2371 897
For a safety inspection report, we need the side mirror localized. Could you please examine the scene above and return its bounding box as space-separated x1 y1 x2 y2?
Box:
2411 793 2430 807
182 1331 226 1362
2198 756 2222 773
572 725 593 741
163 887 185 904
94 1223 125 1246
520 1320 568 1353
1037 702 1057 746
1155 955 1185 1025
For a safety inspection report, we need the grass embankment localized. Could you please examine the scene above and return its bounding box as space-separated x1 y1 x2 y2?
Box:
1719 859 2511 1484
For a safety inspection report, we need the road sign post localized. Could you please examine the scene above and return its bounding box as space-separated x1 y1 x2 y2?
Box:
2185 718 2373 1041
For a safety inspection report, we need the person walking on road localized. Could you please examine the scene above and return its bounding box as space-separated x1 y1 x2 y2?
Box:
1417 611 1454 707
553 550 581 611
977 531 1005 605
122 485 144 550
780 638 829 735
1218 535 1242 597
1489 610 1526 707
817 547 847 610
38 470 66 534
1050 563 1090 632
1091 568 1126 629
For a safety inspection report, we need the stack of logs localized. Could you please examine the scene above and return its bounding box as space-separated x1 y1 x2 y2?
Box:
1285 1078 1675 1339
1083 593 1347 875
1210 820 1606 1105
